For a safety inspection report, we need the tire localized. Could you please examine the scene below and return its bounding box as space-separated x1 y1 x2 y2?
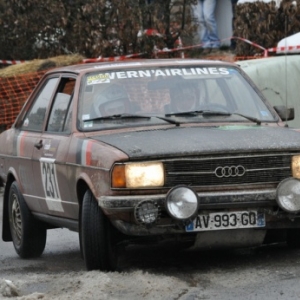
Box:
286 229 300 248
81 189 119 271
8 181 47 258
79 223 84 259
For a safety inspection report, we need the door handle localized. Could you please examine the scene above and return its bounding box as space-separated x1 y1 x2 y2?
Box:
34 140 43 150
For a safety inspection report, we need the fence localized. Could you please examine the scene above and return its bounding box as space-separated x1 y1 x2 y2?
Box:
0 71 46 131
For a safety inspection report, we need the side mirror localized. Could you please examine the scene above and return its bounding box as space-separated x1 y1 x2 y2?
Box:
273 105 295 121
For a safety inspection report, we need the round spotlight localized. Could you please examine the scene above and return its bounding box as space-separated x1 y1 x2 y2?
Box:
134 200 159 225
165 186 198 220
276 178 300 213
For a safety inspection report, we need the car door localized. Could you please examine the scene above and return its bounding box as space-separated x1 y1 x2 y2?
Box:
16 76 60 213
31 76 78 219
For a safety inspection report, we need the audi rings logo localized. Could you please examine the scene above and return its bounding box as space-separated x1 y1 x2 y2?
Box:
214 165 246 178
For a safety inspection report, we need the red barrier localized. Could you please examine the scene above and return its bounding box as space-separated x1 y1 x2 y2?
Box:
83 53 145 63
267 45 300 53
0 59 28 65
0 35 273 66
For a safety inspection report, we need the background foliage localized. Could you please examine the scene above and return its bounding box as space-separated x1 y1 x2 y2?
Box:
0 0 197 60
234 0 300 56
1 0 300 60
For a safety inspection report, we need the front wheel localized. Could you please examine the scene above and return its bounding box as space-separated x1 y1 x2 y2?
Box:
81 189 119 271
8 181 47 258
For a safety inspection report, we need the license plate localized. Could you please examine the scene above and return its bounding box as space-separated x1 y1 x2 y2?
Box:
186 211 265 232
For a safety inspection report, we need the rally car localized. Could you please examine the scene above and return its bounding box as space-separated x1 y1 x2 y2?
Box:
1 59 300 271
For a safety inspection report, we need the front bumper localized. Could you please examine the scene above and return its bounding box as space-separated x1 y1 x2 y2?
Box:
98 187 300 237
98 188 277 211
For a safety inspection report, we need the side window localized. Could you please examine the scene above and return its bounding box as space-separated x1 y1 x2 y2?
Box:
63 101 73 133
21 78 59 131
46 78 75 133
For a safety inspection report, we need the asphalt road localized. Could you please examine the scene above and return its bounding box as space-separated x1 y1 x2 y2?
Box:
0 189 84 277
2 190 300 299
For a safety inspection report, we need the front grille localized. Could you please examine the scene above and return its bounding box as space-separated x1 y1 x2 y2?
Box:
164 153 294 187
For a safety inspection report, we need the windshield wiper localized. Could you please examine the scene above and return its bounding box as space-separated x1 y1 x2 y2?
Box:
83 113 181 126
154 116 180 126
165 110 261 125
84 113 151 122
165 110 205 117
165 110 231 117
231 113 261 125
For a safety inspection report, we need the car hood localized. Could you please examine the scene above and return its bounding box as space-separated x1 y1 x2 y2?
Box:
91 125 300 159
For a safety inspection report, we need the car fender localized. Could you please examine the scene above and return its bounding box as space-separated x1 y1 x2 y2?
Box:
77 172 98 201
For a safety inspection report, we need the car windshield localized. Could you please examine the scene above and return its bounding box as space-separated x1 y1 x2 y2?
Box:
77 65 277 131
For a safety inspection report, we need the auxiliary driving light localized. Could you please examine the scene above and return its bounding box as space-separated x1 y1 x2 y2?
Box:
276 178 300 213
165 186 199 220
134 200 159 225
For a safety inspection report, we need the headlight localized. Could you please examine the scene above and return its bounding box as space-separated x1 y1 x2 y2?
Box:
111 162 164 188
292 155 300 179
165 186 198 220
276 178 300 213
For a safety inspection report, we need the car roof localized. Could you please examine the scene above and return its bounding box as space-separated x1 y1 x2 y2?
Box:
45 58 238 75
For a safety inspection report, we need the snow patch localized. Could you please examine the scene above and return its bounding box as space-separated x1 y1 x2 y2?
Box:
0 279 20 297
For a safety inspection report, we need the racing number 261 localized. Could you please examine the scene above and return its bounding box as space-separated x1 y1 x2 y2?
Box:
41 159 60 199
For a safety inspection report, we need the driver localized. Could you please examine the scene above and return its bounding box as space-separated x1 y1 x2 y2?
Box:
169 82 200 113
90 84 131 118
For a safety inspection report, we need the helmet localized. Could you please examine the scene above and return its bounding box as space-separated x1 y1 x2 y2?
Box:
169 82 199 113
90 84 130 118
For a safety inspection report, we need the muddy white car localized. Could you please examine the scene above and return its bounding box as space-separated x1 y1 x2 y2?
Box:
1 59 300 271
